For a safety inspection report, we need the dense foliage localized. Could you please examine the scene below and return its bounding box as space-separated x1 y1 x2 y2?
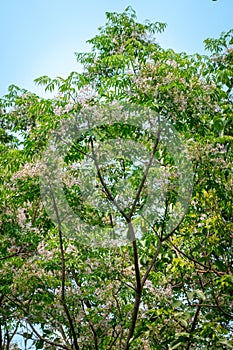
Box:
0 7 232 350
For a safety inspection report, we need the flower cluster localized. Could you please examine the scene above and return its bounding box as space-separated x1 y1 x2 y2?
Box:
53 102 74 116
76 85 98 106
12 161 41 180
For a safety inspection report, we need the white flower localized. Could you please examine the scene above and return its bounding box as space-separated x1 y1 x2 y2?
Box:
53 106 63 116
12 161 41 180
17 208 27 228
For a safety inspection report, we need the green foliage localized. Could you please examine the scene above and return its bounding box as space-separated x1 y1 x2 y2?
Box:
0 7 232 350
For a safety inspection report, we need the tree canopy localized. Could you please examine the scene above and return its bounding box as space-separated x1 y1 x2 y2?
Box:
0 6 232 350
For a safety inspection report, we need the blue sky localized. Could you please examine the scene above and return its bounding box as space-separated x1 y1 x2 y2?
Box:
0 0 232 96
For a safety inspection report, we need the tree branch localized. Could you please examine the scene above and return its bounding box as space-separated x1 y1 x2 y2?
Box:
28 322 70 350
185 304 201 350
90 136 129 221
128 124 161 219
124 222 142 350
48 181 80 350
141 240 162 288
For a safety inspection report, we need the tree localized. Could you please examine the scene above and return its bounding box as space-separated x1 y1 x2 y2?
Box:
0 7 232 350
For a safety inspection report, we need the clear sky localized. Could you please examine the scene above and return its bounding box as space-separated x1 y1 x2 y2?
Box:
0 0 232 96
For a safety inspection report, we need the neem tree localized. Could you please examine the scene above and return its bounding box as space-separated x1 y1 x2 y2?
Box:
0 7 232 350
